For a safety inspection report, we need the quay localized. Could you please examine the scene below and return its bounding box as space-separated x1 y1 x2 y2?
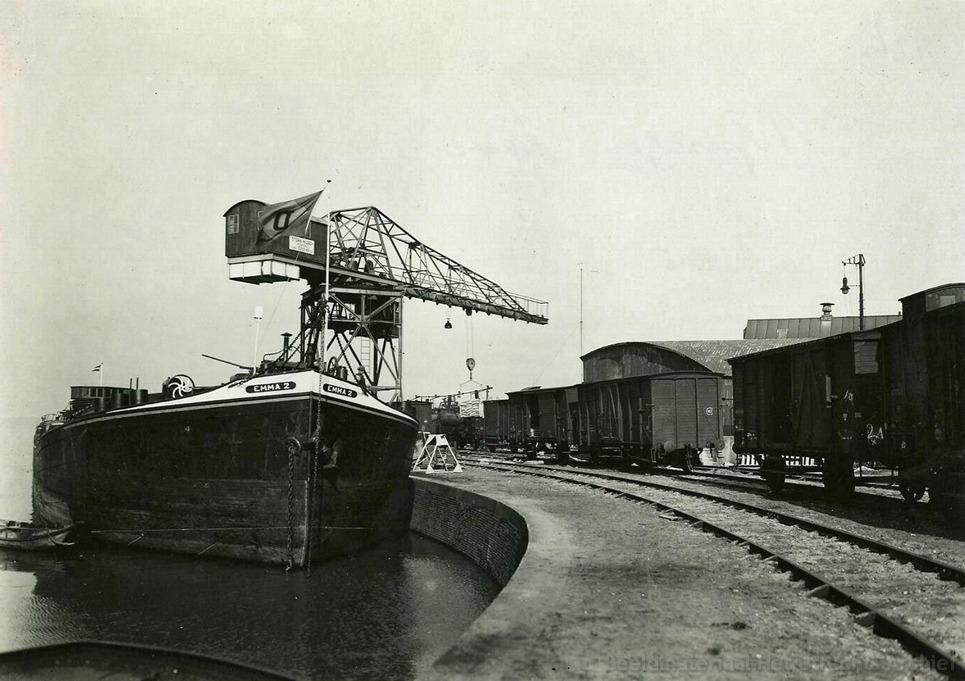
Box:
412 467 942 680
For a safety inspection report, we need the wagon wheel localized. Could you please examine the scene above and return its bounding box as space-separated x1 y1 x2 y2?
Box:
899 480 926 503
681 446 695 474
822 457 855 498
760 454 787 494
762 471 786 494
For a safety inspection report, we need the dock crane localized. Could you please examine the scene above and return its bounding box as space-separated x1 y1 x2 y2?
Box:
223 193 548 404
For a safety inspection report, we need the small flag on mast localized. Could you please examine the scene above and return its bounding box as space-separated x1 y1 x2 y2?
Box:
92 364 103 373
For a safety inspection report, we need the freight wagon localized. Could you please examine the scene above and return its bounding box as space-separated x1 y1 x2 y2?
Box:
731 282 965 505
878 285 965 509
730 329 884 494
483 398 515 452
406 398 483 449
481 396 522 456
495 386 578 461
403 399 433 433
577 371 725 470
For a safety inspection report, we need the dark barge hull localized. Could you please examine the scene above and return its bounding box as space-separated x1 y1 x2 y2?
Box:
33 372 418 565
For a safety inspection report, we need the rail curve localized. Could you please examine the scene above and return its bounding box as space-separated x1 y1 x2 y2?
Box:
464 456 965 678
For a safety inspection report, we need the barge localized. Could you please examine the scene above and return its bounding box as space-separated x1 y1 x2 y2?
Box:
32 370 417 567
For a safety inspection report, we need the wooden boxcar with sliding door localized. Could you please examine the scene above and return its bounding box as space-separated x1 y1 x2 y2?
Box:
483 398 515 453
576 371 725 470
729 328 886 494
505 386 578 461
877 284 965 510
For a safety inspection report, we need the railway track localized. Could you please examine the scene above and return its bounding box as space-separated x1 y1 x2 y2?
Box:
669 467 915 504
471 449 918 506
461 456 965 677
684 465 905 493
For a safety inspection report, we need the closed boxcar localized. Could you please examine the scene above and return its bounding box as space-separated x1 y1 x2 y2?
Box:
878 284 965 506
576 371 724 470
731 282 965 504
730 329 884 494
483 398 515 452
403 399 433 433
504 386 578 460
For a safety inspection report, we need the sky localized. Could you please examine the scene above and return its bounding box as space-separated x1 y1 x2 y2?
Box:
1 1 963 479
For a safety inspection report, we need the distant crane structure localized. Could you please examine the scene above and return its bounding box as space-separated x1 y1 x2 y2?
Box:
412 385 493 403
225 199 548 405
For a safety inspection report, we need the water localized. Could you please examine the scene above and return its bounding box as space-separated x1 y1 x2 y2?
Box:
0 535 499 679
0 431 500 680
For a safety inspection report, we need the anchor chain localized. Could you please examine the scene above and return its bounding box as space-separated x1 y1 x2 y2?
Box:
307 352 327 575
314 356 326 447
307 440 320 576
285 438 295 572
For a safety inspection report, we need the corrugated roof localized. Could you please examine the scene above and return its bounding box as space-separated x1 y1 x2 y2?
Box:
743 314 901 339
898 282 965 302
510 384 580 394
727 326 884 363
647 340 807 376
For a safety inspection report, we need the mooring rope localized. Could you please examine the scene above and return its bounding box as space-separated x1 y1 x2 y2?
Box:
89 525 292 534
88 524 371 534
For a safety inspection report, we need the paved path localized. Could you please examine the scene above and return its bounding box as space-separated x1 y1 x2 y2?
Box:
421 467 942 681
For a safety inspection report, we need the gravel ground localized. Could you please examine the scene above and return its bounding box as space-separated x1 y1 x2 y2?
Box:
569 473 965 668
546 463 965 571
427 468 945 680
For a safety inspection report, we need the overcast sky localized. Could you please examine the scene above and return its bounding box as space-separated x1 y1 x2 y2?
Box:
1 1 963 468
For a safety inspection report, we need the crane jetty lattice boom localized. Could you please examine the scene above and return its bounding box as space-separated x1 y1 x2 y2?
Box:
326 207 547 324
223 196 548 404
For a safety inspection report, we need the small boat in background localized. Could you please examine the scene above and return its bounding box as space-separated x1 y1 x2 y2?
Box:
0 520 83 550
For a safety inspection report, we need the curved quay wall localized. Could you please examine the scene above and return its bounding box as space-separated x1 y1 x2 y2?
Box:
409 477 528 588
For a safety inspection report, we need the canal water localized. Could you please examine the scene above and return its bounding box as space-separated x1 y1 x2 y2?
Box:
0 444 500 680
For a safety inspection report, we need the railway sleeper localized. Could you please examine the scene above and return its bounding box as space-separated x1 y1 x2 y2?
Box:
651 487 965 675
660 493 965 676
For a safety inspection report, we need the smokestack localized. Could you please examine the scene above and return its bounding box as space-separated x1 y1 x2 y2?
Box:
281 332 292 360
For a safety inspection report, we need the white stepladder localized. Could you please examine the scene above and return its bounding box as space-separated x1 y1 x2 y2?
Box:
412 432 463 473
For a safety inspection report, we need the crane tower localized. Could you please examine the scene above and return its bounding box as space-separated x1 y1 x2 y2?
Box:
223 191 548 404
